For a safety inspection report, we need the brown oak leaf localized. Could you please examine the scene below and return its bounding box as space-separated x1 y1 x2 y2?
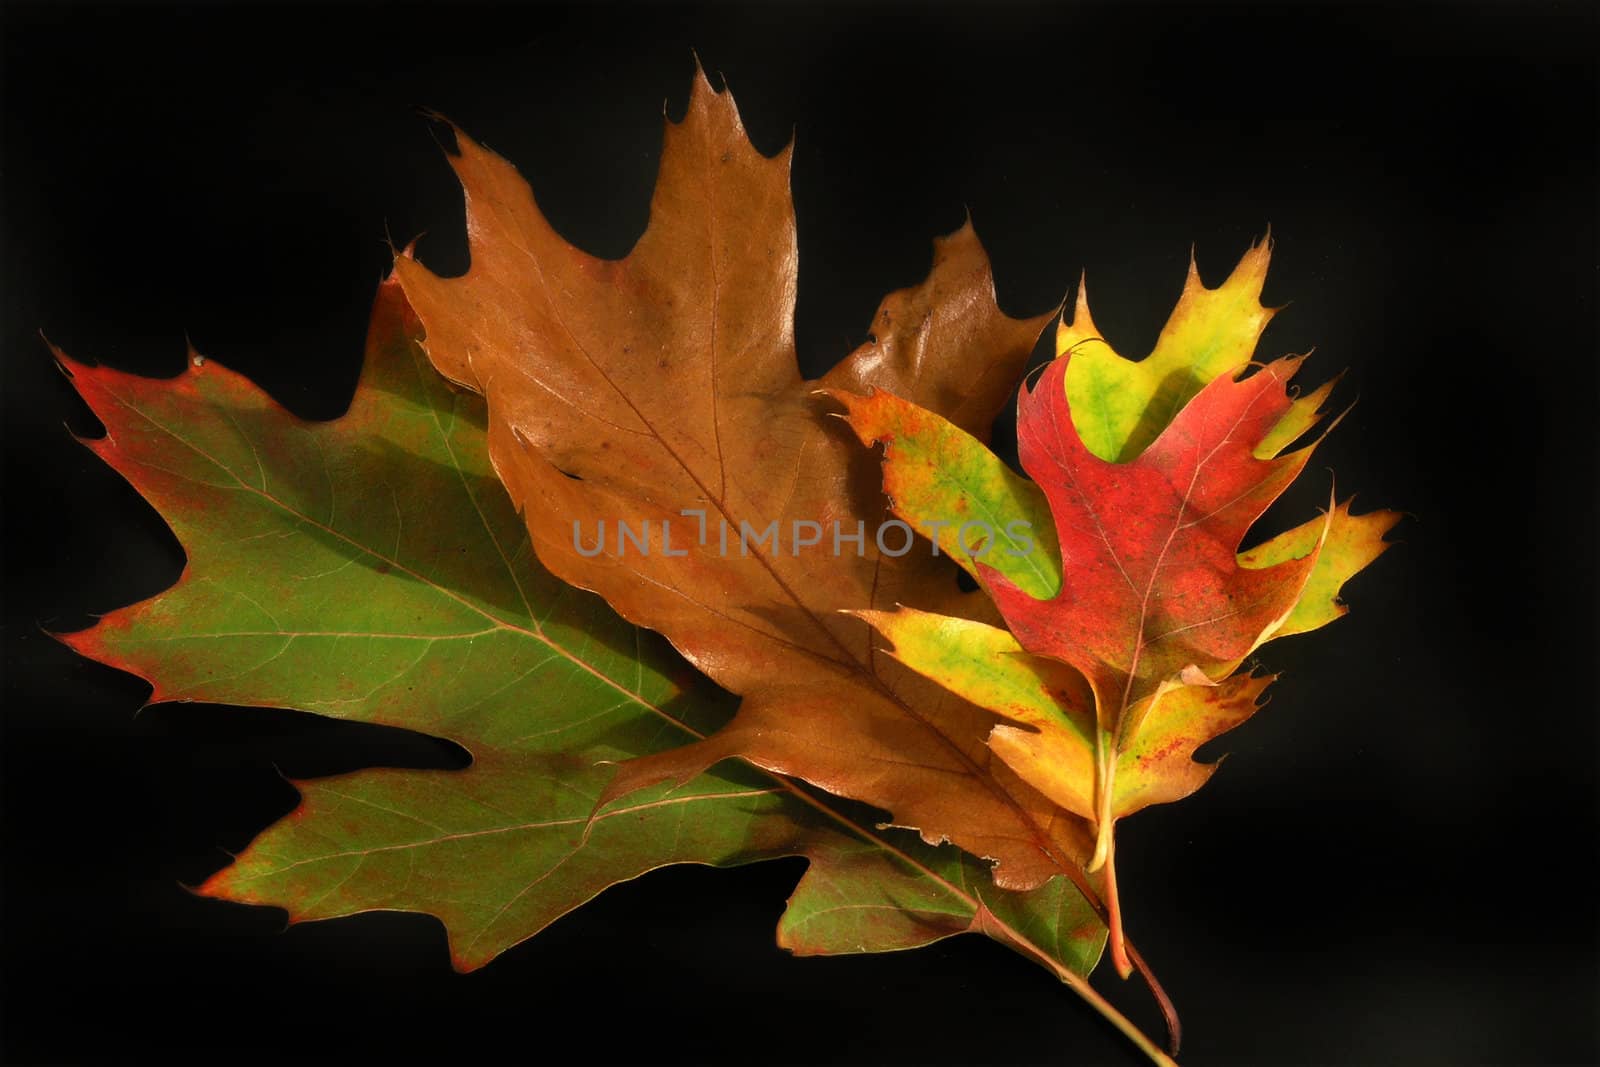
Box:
390 72 1172 1004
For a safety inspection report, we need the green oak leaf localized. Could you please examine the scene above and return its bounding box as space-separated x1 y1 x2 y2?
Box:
55 276 1107 982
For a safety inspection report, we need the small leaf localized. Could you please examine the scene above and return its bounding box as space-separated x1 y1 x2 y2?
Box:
1241 500 1402 639
1059 237 1277 462
853 607 1097 819
855 607 1273 821
843 242 1396 979
828 386 1060 598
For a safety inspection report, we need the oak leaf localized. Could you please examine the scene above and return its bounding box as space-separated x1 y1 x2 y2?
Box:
834 244 1398 975
390 70 1183 1047
54 278 1108 985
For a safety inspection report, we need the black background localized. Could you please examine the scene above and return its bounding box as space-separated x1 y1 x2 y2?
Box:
3 1 1596 1064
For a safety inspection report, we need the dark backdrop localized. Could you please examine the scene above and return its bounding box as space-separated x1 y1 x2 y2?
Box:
3 2 1596 1064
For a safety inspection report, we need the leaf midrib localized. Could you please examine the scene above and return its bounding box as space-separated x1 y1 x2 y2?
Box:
229 785 787 884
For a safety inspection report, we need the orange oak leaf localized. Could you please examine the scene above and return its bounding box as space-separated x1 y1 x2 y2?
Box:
390 69 1179 1042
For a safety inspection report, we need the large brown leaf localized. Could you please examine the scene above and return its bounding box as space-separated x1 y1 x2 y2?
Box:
391 71 1121 937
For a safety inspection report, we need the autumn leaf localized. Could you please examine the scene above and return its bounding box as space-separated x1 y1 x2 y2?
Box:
842 607 1271 825
53 275 1169 1051
390 69 1184 1051
835 245 1399 975
993 350 1328 734
1056 237 1279 463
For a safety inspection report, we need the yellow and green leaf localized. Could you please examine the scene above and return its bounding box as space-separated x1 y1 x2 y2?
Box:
858 606 1275 822
1243 499 1402 640
830 387 1060 598
1059 236 1278 462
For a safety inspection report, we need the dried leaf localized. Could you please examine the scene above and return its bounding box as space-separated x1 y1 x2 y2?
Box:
392 70 1095 893
392 70 1187 1048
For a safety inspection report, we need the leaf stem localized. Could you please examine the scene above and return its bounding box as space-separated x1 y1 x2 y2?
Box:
1102 829 1133 980
1087 726 1133 979
1000 926 1178 1067
1089 728 1116 872
1072 978 1179 1067
742 768 1174 1059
